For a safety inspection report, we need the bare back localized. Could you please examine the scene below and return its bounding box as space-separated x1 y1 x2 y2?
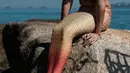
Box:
79 0 111 31
79 0 111 14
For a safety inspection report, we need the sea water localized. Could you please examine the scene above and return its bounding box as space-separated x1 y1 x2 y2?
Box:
0 8 130 30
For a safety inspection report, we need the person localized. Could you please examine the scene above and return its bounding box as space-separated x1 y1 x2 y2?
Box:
47 0 111 73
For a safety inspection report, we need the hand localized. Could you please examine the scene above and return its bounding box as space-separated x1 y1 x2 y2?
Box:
82 33 100 47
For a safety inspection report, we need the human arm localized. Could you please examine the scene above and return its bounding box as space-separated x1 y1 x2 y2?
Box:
94 0 105 35
82 0 105 45
61 0 73 20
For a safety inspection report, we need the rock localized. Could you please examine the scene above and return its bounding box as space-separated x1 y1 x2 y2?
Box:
0 48 8 70
0 24 5 46
0 24 8 70
2 22 130 73
25 19 60 23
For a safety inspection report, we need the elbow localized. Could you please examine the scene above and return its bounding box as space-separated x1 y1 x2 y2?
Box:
63 0 71 7
63 0 72 5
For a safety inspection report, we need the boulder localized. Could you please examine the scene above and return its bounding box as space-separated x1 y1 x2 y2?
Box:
0 48 8 70
25 19 60 23
2 22 130 73
0 24 8 70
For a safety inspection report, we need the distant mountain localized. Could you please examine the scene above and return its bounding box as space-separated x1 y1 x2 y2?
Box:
28 6 35 9
40 6 47 9
4 6 12 9
2 6 48 10
112 2 130 8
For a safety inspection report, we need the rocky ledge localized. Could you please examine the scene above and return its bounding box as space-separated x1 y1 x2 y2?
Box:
1 21 130 73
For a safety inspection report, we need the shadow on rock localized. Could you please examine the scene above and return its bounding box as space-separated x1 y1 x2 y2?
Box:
2 24 51 73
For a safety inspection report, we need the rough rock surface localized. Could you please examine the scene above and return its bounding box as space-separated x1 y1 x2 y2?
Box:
0 24 8 70
0 48 8 70
2 22 130 73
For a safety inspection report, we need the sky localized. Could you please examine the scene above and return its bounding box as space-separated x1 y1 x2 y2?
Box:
0 0 130 8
